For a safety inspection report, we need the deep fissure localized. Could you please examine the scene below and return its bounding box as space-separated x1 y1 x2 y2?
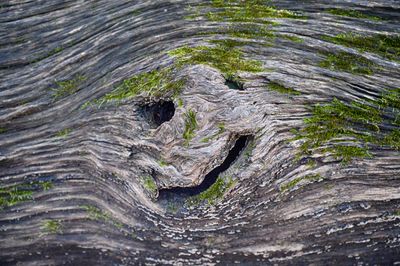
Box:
158 135 251 200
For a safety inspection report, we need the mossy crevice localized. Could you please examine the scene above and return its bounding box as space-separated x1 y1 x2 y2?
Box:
186 175 236 206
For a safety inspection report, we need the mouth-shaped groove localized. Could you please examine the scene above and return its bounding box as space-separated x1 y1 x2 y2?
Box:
142 100 175 128
158 135 251 198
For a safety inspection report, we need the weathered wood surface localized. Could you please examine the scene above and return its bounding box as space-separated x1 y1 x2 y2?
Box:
0 0 399 265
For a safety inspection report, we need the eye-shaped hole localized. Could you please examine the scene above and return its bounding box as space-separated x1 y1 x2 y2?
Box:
142 100 175 128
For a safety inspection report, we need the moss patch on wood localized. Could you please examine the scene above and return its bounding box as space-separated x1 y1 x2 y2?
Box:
56 128 72 138
51 76 86 99
140 175 158 195
169 44 263 78
292 88 400 164
326 8 381 21
195 0 306 23
183 109 198 146
42 220 62 235
86 67 185 108
81 205 123 229
267 81 301 95
319 51 378 75
0 181 53 209
323 33 400 61
280 174 323 192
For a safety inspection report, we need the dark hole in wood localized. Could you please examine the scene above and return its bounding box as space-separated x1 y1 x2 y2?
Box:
142 100 175 128
225 78 244 91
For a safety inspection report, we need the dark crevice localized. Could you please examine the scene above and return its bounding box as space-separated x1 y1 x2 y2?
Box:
158 135 251 199
225 78 244 91
141 100 175 128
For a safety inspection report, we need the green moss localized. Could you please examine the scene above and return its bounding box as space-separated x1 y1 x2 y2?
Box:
158 159 168 167
327 8 381 21
293 89 400 164
0 181 54 209
208 39 251 48
327 145 371 164
394 210 400 216
40 181 53 191
225 23 275 39
177 98 184 108
203 0 305 23
267 81 301 95
383 129 400 150
82 205 110 221
51 76 86 99
88 67 185 107
42 220 62 235
81 205 123 228
0 127 6 134
323 33 400 61
169 44 263 78
280 174 323 192
319 51 377 75
187 175 236 206
141 175 158 195
379 87 400 110
56 128 72 138
183 109 198 146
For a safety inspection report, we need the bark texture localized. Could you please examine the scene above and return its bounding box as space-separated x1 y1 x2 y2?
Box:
0 0 399 265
